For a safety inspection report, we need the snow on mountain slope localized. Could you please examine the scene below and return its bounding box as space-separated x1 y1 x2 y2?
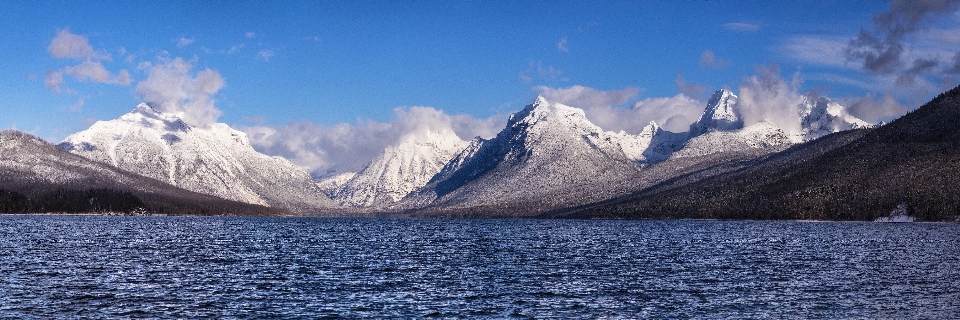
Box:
673 121 791 158
677 90 871 158
689 89 741 136
316 172 357 195
798 95 874 141
398 96 647 210
58 103 336 212
615 121 688 167
0 130 285 215
330 128 468 207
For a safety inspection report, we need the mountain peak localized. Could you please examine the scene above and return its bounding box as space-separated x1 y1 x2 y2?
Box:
59 103 337 212
330 126 468 207
509 96 590 130
641 121 661 135
689 89 741 136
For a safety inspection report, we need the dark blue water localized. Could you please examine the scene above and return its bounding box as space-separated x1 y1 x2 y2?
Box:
0 216 957 318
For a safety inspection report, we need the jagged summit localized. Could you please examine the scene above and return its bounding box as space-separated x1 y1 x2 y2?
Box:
690 89 741 136
329 127 468 207
59 104 336 213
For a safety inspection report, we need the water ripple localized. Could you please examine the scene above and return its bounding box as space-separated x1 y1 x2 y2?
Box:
0 216 958 318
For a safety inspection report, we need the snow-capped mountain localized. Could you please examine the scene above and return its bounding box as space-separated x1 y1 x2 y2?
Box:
398 96 649 211
689 89 742 136
798 95 874 141
614 121 688 167
0 130 283 215
676 89 871 158
58 103 337 213
673 121 791 158
328 127 468 207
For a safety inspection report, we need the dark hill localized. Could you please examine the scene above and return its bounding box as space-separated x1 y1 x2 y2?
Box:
561 85 960 221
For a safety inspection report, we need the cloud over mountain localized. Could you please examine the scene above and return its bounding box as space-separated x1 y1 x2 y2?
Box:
134 57 225 127
534 85 703 133
242 106 505 177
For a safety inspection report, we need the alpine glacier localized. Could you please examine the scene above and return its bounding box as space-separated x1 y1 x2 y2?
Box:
58 103 336 213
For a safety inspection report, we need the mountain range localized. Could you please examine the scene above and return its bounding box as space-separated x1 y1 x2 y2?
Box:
556 86 960 221
4 85 958 221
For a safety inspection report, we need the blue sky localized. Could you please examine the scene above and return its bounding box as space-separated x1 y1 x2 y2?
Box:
2 0 959 174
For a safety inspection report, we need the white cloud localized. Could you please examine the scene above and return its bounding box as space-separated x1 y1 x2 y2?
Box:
177 37 195 47
258 50 275 61
699 50 732 69
735 62 805 133
227 43 245 54
533 85 639 109
45 29 130 93
48 29 110 61
533 85 703 133
44 70 65 93
241 107 506 176
723 22 759 32
69 98 85 112
557 37 569 52
246 32 256 39
841 92 911 124
135 57 225 127
64 61 132 85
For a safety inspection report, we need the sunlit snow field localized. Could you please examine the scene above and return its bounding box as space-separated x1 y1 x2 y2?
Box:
1 216 958 318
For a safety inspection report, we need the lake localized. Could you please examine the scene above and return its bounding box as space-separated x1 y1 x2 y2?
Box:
0 216 957 318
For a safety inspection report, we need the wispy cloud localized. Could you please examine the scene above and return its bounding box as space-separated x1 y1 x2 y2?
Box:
64 61 131 85
557 37 569 52
533 85 639 109
723 22 759 32
177 37 195 47
699 50 732 69
44 70 66 93
68 98 84 112
245 31 257 39
518 61 565 83
258 50 275 61
227 43 245 54
675 71 709 101
783 36 852 68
